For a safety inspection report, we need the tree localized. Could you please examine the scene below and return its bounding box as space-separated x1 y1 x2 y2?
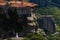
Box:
24 32 47 40
36 5 60 26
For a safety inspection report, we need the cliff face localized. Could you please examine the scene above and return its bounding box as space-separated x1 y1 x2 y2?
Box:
29 0 60 7
52 0 60 4
30 0 46 6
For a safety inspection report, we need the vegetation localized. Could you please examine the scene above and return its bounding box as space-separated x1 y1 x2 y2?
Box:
56 25 60 32
47 34 60 40
23 32 60 40
36 5 60 26
24 32 47 40
23 5 60 40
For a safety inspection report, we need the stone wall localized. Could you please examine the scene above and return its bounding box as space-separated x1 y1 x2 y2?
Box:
38 15 56 33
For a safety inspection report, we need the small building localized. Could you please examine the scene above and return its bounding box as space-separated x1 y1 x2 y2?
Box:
6 1 38 33
38 15 56 34
0 0 56 35
0 0 38 37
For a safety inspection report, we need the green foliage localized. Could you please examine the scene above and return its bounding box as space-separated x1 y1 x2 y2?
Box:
23 5 60 40
36 5 60 26
24 33 47 40
47 34 60 40
56 25 60 32
24 32 60 40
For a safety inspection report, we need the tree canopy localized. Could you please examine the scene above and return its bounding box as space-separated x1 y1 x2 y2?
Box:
36 5 60 26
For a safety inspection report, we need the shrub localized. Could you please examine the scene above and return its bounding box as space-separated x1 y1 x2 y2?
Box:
24 33 47 40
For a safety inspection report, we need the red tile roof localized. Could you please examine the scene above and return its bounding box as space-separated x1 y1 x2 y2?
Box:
0 1 6 6
9 1 38 8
